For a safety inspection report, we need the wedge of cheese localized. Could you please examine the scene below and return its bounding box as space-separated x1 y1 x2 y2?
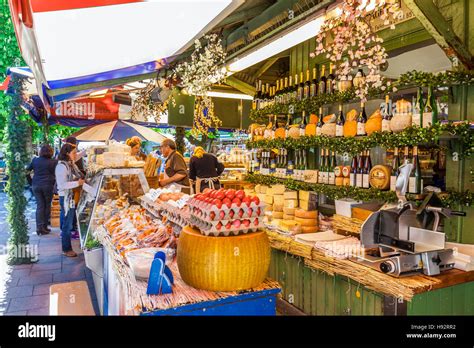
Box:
299 199 317 211
268 184 286 195
284 199 298 209
264 195 274 205
299 190 317 202
255 185 269 194
280 220 301 233
283 214 295 220
273 204 284 212
295 209 318 219
256 193 267 202
295 216 318 226
283 191 298 200
283 207 295 215
273 194 284 206
271 218 282 228
264 204 273 212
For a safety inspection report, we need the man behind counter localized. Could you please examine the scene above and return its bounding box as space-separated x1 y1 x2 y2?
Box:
158 139 189 190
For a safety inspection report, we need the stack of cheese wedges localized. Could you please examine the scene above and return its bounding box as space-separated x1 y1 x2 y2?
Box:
266 184 285 228
295 190 318 233
279 190 301 233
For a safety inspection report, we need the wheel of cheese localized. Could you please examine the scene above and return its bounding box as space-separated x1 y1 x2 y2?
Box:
283 207 295 215
295 209 318 219
177 227 270 291
272 211 284 219
282 214 294 220
301 225 319 233
295 216 318 226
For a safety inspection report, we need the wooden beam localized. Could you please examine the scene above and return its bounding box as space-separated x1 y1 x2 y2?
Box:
276 298 307 316
224 76 255 95
255 57 280 78
403 0 474 69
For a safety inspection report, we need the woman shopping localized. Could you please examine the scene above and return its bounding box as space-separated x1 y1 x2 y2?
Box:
55 143 84 257
189 146 224 194
27 144 57 236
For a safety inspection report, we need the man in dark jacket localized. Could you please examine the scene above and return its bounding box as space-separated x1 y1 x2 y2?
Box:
189 146 225 193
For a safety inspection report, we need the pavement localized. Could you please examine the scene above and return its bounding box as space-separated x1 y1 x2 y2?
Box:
0 191 99 316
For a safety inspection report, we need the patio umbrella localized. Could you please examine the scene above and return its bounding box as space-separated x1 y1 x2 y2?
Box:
71 120 169 143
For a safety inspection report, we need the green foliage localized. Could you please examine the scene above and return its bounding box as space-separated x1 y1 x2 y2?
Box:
250 70 474 122
247 122 473 158
85 234 102 250
246 173 473 207
5 76 33 264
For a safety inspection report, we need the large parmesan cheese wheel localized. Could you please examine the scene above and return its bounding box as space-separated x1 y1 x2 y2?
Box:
321 123 336 137
390 114 412 133
343 120 357 137
283 214 295 220
369 165 391 190
295 209 318 219
279 220 301 232
288 126 301 139
301 225 319 233
177 227 270 291
274 127 286 139
305 123 316 136
295 216 318 226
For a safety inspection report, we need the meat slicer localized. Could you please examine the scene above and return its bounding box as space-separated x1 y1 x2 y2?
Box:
351 163 466 277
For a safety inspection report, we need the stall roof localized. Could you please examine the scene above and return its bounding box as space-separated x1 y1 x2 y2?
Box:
8 0 245 107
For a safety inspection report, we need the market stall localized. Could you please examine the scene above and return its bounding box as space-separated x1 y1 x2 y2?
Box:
78 141 280 316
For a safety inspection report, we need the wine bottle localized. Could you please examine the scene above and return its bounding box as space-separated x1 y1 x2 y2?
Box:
357 101 367 136
253 81 259 110
408 146 422 194
382 95 392 132
300 111 306 137
362 150 372 189
285 113 292 138
310 67 318 97
275 80 280 104
390 147 399 191
336 104 345 137
298 72 304 101
318 148 325 184
283 77 289 104
293 74 298 100
328 151 336 185
403 146 410 165
287 75 293 103
326 63 335 94
316 107 323 136
350 154 358 187
324 149 330 184
294 149 300 180
272 114 277 139
304 69 311 99
412 87 423 127
356 152 364 188
423 85 437 128
318 65 326 95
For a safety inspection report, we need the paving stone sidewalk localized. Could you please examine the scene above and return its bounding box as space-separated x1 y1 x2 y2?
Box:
0 191 99 315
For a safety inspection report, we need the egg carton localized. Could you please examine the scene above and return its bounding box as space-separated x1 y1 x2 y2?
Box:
188 201 265 221
189 215 264 237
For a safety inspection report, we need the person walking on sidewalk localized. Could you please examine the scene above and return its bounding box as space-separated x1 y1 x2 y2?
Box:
27 144 57 235
55 143 84 257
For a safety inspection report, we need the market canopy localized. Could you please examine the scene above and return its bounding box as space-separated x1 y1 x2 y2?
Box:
70 120 170 143
8 0 244 107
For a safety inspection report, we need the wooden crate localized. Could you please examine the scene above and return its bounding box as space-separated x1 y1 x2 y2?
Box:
51 217 60 227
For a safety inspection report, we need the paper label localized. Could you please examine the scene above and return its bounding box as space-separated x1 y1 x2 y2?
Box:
362 174 370 188
422 112 433 128
390 175 397 191
412 112 421 127
316 127 322 136
356 174 362 187
336 125 344 137
357 122 366 135
408 177 417 193
304 170 318 183
349 173 356 186
382 119 391 132
328 172 336 185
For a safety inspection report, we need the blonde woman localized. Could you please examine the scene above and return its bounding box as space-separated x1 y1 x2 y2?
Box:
189 146 224 193
126 136 147 161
